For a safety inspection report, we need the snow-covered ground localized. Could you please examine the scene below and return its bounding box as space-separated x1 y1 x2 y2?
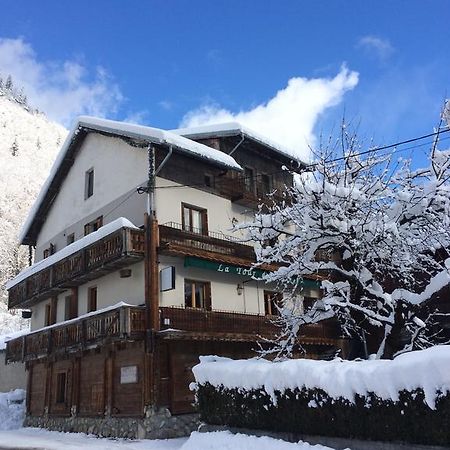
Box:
0 429 339 450
0 389 339 449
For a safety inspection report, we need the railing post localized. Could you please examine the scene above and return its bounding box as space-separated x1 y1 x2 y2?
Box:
47 329 53 356
81 319 87 348
21 335 26 362
119 307 130 336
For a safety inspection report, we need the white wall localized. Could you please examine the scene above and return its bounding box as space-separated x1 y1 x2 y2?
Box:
37 133 148 255
77 261 145 315
155 178 254 239
160 256 272 315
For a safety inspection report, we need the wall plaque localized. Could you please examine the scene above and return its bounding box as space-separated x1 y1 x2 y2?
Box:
120 365 138 384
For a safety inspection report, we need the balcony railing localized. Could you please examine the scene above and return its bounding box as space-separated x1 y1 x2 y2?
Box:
5 304 146 364
159 306 340 343
159 223 255 261
218 176 287 209
8 227 145 309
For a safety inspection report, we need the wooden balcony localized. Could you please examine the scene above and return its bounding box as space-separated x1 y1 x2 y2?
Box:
159 223 256 263
5 304 146 364
218 175 287 209
158 306 340 345
8 227 145 309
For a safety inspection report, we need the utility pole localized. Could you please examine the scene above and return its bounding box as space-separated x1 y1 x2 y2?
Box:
144 145 160 349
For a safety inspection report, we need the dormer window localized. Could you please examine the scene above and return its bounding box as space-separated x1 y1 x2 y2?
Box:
85 168 94 199
43 243 56 259
244 167 255 193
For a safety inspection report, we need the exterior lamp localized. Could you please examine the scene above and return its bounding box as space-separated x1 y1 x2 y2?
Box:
236 284 244 296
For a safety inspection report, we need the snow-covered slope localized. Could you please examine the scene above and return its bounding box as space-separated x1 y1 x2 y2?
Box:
0 91 67 334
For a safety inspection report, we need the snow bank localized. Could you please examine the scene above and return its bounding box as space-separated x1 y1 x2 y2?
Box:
192 346 450 409
0 429 337 450
0 389 26 430
180 431 336 450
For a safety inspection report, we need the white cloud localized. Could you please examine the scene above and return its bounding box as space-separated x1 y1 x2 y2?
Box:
0 37 124 126
158 100 173 111
180 66 358 161
357 35 394 61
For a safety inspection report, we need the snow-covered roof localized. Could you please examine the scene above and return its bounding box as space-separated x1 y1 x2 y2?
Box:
19 116 242 245
77 116 241 170
173 122 307 166
9 218 137 290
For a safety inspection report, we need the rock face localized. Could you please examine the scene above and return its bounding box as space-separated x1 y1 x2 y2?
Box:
0 90 67 334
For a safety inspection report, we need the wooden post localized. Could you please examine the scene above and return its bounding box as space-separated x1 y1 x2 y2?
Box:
105 348 113 417
144 213 160 339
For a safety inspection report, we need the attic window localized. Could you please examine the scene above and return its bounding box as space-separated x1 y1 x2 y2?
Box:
84 216 103 236
85 168 94 199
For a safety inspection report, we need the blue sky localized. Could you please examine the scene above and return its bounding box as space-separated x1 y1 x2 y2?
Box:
0 1 449 161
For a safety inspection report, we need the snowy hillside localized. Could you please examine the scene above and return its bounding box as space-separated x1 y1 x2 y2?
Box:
0 87 67 334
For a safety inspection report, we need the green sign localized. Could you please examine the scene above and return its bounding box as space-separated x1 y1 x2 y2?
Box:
184 256 266 279
183 256 321 288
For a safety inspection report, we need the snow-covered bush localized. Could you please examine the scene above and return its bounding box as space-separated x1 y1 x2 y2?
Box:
241 119 450 358
192 347 450 446
0 389 26 430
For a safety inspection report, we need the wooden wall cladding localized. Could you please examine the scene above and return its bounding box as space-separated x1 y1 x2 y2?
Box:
29 362 47 416
167 341 256 414
78 351 106 416
112 342 145 416
49 359 72 416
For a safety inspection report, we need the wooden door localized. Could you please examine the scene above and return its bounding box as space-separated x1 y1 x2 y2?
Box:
169 348 199 414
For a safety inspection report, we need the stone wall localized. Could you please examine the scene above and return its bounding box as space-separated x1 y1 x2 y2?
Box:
24 407 199 439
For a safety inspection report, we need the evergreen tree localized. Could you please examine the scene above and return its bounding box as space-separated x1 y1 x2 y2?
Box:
5 75 13 91
11 138 19 156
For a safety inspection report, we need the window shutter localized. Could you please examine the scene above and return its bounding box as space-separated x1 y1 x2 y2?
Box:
204 283 212 311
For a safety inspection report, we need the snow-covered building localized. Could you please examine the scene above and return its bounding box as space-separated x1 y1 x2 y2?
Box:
4 117 343 438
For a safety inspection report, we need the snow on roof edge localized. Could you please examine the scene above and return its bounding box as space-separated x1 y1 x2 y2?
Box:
172 121 308 166
77 116 242 171
19 116 242 244
9 217 137 290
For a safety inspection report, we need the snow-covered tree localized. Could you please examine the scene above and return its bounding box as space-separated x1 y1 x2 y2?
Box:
243 113 450 359
0 91 66 334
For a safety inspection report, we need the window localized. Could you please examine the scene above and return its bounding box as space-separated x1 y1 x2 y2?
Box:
45 297 57 326
64 294 78 320
244 167 255 193
85 168 94 199
204 173 214 188
88 287 97 313
43 243 55 259
261 173 272 194
303 296 316 312
182 204 208 235
66 233 75 245
55 372 67 404
264 291 282 316
84 216 103 236
184 279 211 310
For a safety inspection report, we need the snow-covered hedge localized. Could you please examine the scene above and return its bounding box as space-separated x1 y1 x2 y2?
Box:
192 347 450 446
